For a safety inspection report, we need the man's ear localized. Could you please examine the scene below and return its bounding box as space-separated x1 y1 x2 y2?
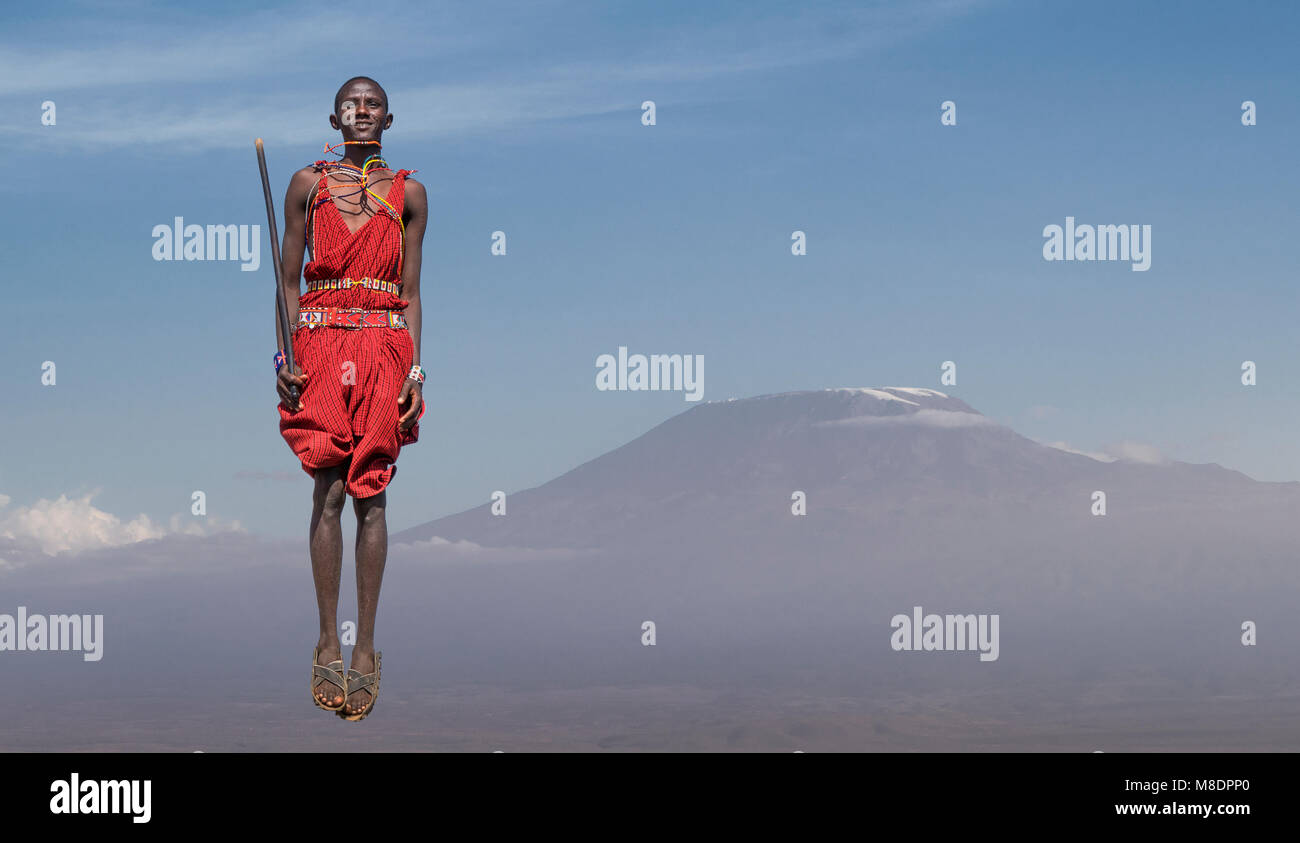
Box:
384 113 394 130
329 113 342 130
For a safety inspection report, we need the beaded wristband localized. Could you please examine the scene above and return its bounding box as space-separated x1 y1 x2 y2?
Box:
274 350 287 372
407 364 425 385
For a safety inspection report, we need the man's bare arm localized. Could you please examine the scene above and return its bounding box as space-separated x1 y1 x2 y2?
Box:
397 177 428 429
275 167 317 411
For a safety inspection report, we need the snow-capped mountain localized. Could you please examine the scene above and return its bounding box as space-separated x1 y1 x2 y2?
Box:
393 387 1276 553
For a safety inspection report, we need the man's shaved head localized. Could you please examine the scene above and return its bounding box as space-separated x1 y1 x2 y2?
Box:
335 77 388 113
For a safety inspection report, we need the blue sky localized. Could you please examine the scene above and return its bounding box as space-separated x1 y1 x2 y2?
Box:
1 0 1298 540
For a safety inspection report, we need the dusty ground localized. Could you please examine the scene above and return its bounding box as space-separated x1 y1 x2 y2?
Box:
7 678 1298 752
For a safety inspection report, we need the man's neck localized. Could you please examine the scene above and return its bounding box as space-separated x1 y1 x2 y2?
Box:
340 141 383 170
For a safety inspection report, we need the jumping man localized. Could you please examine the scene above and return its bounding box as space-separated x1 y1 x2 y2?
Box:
274 76 428 720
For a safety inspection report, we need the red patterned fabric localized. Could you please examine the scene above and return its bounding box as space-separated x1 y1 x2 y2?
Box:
278 163 422 498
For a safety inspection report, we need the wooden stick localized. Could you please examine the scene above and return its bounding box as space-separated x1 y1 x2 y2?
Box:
255 138 297 401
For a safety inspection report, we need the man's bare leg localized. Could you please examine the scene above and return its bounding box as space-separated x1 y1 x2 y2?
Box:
309 465 347 708
343 489 387 715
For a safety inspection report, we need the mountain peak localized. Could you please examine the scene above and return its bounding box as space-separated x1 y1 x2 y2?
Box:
703 386 979 420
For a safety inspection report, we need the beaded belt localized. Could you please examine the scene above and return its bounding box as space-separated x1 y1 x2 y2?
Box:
305 277 401 296
297 308 408 330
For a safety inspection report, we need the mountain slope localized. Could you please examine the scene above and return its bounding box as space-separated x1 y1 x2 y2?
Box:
394 387 1278 550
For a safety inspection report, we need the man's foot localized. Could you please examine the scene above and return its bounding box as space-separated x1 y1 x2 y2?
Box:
340 648 381 720
311 641 346 710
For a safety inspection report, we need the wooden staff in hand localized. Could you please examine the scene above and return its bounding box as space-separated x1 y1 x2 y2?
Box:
256 137 303 409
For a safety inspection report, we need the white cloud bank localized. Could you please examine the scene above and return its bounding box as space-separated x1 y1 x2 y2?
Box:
0 492 242 557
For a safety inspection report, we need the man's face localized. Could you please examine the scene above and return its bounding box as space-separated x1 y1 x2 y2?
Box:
332 82 391 142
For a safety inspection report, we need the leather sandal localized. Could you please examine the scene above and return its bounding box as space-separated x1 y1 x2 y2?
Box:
337 651 381 721
311 647 347 712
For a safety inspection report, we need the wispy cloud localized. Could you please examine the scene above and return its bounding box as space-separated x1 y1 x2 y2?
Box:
0 4 477 94
392 534 598 563
1042 440 1167 464
7 0 990 149
1043 442 1116 463
1101 440 1166 465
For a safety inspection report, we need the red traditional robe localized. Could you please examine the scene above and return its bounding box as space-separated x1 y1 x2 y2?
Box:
278 162 422 498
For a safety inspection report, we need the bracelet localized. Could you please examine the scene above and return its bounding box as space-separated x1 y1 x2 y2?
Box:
407 364 425 385
274 350 287 372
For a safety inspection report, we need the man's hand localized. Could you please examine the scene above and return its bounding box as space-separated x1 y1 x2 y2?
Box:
277 366 307 412
398 379 423 430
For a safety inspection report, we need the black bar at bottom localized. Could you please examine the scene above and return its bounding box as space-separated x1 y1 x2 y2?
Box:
2 752 1279 829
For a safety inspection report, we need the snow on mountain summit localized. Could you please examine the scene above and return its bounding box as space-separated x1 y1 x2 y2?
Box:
703 386 979 423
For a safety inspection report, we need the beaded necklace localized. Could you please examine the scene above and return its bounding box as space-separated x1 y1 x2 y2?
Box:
306 140 408 277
